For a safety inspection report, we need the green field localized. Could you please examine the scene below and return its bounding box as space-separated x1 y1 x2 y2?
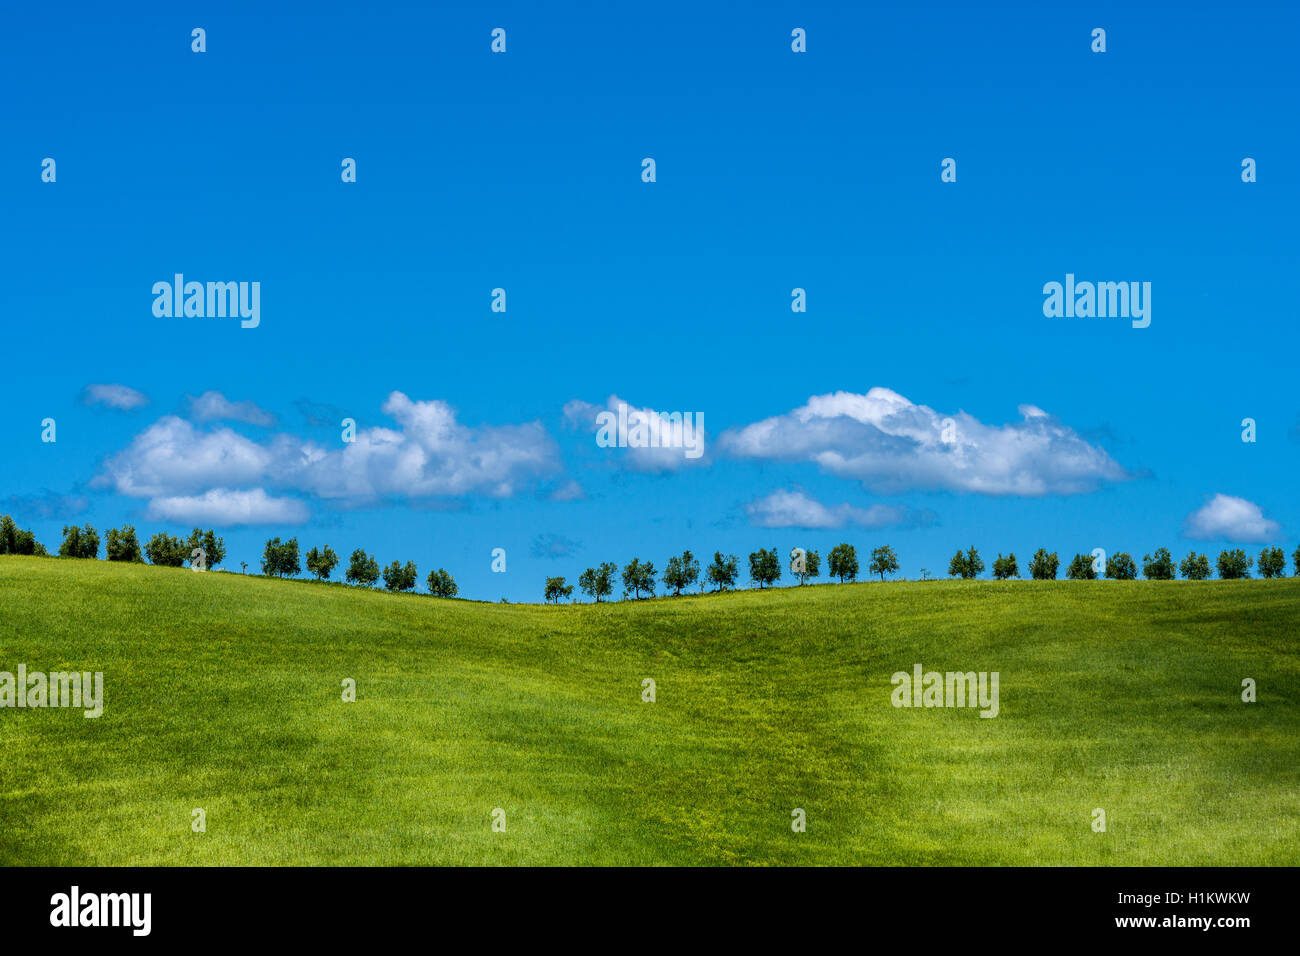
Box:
1 555 1296 866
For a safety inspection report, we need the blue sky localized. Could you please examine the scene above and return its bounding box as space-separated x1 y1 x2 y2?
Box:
2 0 1297 599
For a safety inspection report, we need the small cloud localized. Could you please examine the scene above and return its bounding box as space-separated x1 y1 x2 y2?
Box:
188 391 275 426
548 479 586 502
80 384 148 411
744 488 935 530
563 395 707 472
1182 493 1280 543
145 488 309 526
295 398 346 429
0 490 90 520
530 532 580 559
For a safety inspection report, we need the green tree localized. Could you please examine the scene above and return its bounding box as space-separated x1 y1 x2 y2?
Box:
105 525 143 562
1142 548 1175 580
306 545 339 581
1066 553 1097 580
145 532 187 567
949 546 983 579
0 515 18 554
1028 549 1059 580
59 523 99 559
621 558 657 599
1105 552 1138 580
426 568 458 597
705 552 739 592
1179 551 1211 580
869 545 900 582
1293 545 1300 576
543 576 574 603
1216 549 1252 580
748 547 781 589
579 562 617 602
185 528 225 569
992 553 1019 579
662 550 700 596
345 549 379 587
382 559 417 591
828 543 858 583
1256 546 1286 579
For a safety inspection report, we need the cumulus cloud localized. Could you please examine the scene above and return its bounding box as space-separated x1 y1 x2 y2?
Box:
94 391 564 521
1182 494 1280 542
745 488 935 529
188 391 275 426
146 488 309 526
563 395 706 472
80 383 148 411
718 387 1128 496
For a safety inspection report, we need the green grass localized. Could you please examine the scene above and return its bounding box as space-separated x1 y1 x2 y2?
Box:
1 555 1297 866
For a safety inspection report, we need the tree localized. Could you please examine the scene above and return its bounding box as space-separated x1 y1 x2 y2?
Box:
306 545 339 581
949 546 983 579
992 553 1018 580
0 515 44 556
1066 553 1096 580
1142 548 1175 580
748 547 781 589
1105 552 1138 580
869 545 900 582
621 558 657 599
828 543 858 583
705 552 739 591
662 550 701 596
1216 549 1252 580
345 549 379 587
579 562 617 602
0 515 18 554
1179 551 1211 580
59 524 99 559
261 537 301 577
1028 549 1059 580
383 559 417 591
186 528 225 569
105 525 143 562
1256 546 1286 579
544 576 574 604
1294 545 1300 576
426 568 458 597
145 532 187 567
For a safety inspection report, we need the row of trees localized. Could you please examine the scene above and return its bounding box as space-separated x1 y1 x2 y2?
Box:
543 542 1300 602
543 543 902 602
966 546 1291 581
262 537 458 597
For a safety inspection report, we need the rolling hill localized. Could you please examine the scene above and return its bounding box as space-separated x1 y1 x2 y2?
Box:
1 556 1296 865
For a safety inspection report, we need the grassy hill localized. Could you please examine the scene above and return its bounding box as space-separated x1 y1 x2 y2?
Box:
1 555 1297 866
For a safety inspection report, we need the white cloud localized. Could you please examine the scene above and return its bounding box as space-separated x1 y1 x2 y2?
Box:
146 488 309 526
1182 494 1280 542
94 393 563 518
745 488 934 529
188 391 275 426
80 383 148 411
548 479 587 502
719 387 1127 496
564 395 706 472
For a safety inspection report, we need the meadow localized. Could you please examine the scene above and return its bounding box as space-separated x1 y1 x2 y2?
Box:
1 556 1296 866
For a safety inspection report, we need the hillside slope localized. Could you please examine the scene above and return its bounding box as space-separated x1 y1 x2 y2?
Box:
1 556 1297 865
